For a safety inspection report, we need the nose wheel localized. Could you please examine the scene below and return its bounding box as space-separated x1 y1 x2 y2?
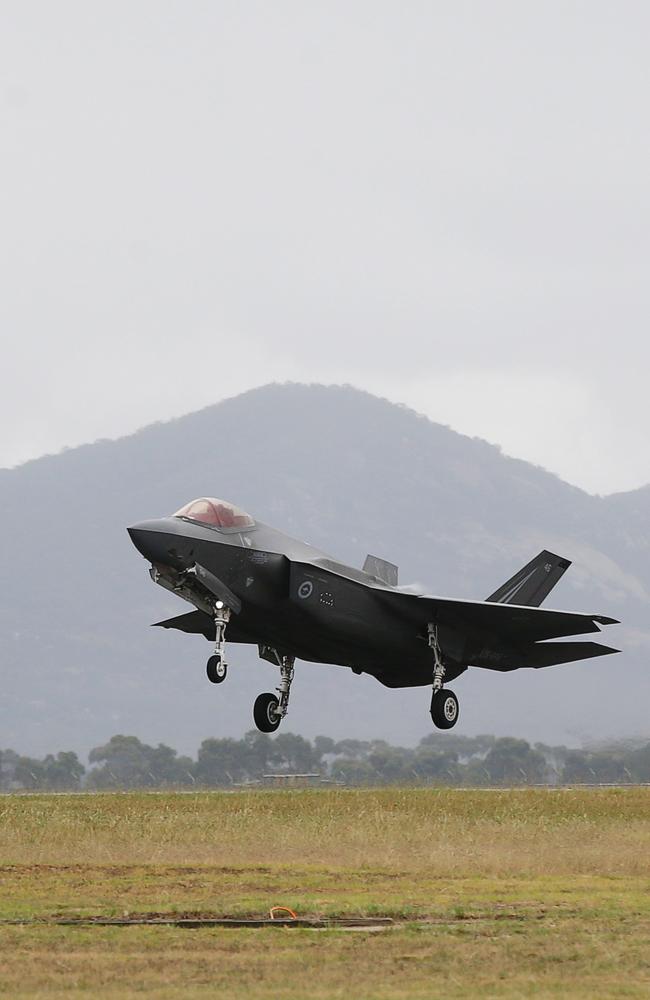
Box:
206 601 230 684
206 655 227 683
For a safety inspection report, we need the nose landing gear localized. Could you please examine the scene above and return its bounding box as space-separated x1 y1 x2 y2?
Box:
428 623 459 730
253 651 295 733
206 601 230 684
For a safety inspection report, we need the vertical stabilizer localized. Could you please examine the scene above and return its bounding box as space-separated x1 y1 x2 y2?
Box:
486 550 571 607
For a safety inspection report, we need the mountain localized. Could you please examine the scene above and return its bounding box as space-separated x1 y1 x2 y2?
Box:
0 383 647 755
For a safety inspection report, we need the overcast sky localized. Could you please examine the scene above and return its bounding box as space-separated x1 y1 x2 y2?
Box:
2 1 648 494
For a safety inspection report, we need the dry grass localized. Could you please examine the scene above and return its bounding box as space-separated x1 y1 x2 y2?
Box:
1 787 650 874
1 917 650 1000
1 788 650 997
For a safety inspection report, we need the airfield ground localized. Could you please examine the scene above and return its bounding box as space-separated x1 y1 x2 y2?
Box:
1 788 650 998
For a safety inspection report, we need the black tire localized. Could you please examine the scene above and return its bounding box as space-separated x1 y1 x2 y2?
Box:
430 689 459 730
206 655 227 684
254 692 281 733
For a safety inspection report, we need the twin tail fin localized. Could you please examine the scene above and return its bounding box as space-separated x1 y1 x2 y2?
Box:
486 550 571 607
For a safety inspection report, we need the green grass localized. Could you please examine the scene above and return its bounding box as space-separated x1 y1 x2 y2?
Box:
1 788 650 997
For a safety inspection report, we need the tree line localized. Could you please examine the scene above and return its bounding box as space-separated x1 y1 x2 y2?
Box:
2 731 650 791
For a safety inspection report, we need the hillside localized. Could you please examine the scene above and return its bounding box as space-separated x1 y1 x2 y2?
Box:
0 383 646 754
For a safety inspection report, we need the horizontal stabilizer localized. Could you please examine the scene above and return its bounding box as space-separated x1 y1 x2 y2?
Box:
473 641 620 672
528 641 620 668
487 550 571 607
363 554 398 587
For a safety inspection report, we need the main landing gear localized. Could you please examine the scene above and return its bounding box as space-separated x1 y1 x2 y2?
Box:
253 652 295 734
428 623 459 730
204 608 294 734
206 601 230 683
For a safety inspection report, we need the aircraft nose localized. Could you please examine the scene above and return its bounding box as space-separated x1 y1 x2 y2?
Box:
127 517 194 569
127 519 168 561
126 521 152 558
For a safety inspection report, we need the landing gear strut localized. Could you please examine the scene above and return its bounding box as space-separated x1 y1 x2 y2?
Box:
427 623 459 729
206 601 230 684
253 652 295 733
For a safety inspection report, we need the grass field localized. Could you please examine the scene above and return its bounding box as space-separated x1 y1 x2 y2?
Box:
1 787 650 998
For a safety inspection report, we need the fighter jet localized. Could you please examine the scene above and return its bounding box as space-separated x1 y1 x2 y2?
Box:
128 497 619 733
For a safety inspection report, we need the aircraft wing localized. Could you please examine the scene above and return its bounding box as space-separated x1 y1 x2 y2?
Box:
388 592 620 671
153 609 256 643
154 610 213 635
405 593 619 643
289 559 618 649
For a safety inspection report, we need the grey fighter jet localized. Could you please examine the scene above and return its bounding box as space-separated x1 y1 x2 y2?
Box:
128 497 619 733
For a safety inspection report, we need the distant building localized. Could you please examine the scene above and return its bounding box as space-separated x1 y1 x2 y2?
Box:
262 773 324 788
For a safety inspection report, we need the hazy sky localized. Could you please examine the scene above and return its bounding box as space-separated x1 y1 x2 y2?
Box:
2 1 648 494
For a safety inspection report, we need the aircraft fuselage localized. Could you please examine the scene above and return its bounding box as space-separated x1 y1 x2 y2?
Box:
128 514 439 685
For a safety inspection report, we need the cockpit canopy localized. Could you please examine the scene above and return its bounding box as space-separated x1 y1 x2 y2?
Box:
173 497 255 530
